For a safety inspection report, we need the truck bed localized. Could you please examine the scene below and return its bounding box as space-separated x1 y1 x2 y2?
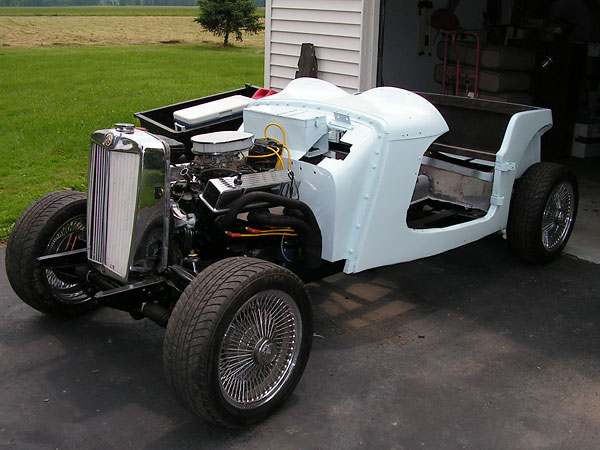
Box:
420 93 539 163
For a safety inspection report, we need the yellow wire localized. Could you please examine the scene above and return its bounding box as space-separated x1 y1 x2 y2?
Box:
268 139 291 170
246 146 285 170
248 227 295 233
232 232 298 237
267 146 285 171
246 153 275 158
263 123 292 170
265 123 287 145
245 122 292 171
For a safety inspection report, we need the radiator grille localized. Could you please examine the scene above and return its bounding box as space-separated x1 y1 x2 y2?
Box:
88 142 109 265
87 141 141 279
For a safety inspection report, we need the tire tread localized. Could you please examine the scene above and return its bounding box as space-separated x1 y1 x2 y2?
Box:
5 190 90 315
507 162 578 263
163 257 311 427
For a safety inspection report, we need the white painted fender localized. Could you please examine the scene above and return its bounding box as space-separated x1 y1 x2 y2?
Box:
242 79 553 273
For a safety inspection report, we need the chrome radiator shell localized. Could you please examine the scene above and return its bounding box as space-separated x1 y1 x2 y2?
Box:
87 128 170 282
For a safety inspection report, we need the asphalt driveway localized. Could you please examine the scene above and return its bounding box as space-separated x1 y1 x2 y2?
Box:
1 237 599 449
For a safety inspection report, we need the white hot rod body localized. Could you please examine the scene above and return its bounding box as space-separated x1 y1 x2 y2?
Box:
242 78 553 273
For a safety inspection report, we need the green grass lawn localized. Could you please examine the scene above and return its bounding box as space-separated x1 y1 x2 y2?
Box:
0 6 199 16
0 44 264 239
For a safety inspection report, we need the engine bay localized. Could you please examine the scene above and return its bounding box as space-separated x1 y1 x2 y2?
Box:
163 126 320 278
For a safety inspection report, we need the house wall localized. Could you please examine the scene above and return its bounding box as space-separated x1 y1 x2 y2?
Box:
265 0 366 92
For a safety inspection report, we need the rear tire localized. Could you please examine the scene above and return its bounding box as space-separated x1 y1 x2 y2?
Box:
163 257 312 427
5 190 95 316
507 162 578 263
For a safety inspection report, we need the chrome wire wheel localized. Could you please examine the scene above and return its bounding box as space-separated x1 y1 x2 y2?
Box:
218 290 302 409
43 214 89 304
164 258 312 426
541 181 575 251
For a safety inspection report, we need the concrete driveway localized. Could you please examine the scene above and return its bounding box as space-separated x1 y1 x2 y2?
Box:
1 237 599 450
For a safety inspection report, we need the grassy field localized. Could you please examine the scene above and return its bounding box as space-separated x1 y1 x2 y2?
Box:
0 16 265 48
0 21 264 239
0 6 199 16
0 6 265 16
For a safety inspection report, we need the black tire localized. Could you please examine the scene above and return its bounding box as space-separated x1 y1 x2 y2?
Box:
163 257 312 427
5 190 95 316
507 162 578 263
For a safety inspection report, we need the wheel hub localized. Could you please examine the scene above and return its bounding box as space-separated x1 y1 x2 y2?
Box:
218 290 302 409
541 181 575 251
254 338 277 366
44 215 89 304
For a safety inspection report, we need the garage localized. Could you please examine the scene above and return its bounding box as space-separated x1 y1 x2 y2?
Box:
265 0 600 160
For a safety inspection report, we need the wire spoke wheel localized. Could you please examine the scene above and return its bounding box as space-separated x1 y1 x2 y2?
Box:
507 162 578 263
43 214 90 304
6 190 96 316
163 257 312 427
541 182 575 251
218 290 302 409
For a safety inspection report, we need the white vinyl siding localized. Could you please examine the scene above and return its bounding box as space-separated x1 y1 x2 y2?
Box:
265 0 365 92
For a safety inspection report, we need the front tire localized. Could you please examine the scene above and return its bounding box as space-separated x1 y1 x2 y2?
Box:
163 257 313 427
5 190 95 316
507 162 578 263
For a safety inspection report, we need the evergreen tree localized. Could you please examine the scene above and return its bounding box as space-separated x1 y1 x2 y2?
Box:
195 0 263 46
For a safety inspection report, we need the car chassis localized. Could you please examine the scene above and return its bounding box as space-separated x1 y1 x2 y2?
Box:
6 78 578 427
